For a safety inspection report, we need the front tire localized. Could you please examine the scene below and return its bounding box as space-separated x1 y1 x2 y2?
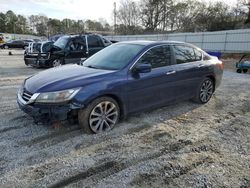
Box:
78 97 120 134
4 45 8 49
52 59 62 67
193 78 214 104
243 69 248 73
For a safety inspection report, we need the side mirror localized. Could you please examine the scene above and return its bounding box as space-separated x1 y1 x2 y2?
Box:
133 63 152 73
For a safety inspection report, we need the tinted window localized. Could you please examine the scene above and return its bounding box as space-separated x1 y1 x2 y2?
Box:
203 52 211 60
54 36 69 49
68 37 86 51
42 42 54 52
194 48 202 61
88 36 103 48
83 43 144 70
173 45 197 64
137 45 171 69
13 40 23 44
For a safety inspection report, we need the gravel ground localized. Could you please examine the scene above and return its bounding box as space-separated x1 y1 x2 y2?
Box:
0 49 249 188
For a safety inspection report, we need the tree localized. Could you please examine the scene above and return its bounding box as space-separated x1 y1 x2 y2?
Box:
5 10 18 33
116 0 141 34
0 13 6 32
239 0 250 24
140 0 164 32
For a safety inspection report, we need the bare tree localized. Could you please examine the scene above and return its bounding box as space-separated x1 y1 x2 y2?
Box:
116 0 141 34
239 0 250 24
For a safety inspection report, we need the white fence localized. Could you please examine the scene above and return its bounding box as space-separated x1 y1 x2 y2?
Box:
0 33 44 42
106 29 250 53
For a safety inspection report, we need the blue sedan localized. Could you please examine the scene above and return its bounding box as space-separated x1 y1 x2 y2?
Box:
17 41 223 133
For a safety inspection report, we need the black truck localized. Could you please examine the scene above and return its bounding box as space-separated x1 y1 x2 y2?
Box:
24 34 112 68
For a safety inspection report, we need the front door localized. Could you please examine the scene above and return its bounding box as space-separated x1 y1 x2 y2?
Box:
126 45 178 113
65 37 87 64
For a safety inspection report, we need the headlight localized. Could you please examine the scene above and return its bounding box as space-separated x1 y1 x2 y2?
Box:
35 88 81 103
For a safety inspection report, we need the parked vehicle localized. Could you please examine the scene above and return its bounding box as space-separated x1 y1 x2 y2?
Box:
17 41 223 133
1 39 30 49
24 41 54 67
24 34 112 68
236 54 250 73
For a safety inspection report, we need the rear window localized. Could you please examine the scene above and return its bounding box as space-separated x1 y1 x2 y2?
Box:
173 45 201 64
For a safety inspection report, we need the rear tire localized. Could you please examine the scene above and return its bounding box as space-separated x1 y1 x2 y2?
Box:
243 69 248 73
193 77 214 104
237 69 242 73
78 97 120 134
4 45 8 49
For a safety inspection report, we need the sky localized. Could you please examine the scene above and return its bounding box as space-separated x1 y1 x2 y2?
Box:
0 0 239 24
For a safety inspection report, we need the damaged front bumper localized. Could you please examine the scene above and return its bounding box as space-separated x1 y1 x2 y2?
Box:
17 91 84 122
24 53 51 68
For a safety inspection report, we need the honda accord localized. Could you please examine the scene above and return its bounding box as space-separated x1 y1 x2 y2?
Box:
17 41 223 133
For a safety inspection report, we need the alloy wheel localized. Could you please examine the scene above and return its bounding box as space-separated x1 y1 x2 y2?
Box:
89 101 119 133
200 79 214 103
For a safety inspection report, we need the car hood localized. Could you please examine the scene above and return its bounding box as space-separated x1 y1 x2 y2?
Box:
25 64 115 93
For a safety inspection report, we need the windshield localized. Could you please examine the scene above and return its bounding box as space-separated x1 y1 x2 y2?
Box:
53 36 68 49
42 42 53 52
83 43 144 70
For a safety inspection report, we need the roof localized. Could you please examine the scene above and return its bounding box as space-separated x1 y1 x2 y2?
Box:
119 40 187 46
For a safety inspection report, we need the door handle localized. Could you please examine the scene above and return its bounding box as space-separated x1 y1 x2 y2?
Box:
197 64 205 68
166 70 176 75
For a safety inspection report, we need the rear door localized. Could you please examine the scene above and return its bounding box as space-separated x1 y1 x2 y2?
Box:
171 44 207 98
87 35 105 56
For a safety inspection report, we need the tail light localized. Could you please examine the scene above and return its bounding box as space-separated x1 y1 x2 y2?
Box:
217 61 224 69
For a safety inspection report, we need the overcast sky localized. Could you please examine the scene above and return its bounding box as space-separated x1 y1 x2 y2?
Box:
0 0 238 23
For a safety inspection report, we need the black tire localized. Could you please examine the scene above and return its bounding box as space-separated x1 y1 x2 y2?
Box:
52 59 62 67
192 77 214 104
24 59 29 66
237 69 242 73
78 97 120 134
243 69 248 73
4 45 8 49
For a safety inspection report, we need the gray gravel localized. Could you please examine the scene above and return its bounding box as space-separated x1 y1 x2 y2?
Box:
0 49 249 188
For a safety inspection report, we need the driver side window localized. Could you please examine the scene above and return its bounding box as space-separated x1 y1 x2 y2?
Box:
69 38 86 51
137 45 171 69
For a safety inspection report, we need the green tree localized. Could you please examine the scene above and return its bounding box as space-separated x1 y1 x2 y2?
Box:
0 13 6 32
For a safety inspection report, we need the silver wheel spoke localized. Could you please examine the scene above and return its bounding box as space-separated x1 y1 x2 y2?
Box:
99 120 104 132
89 117 100 124
89 100 119 133
104 120 111 130
91 111 102 117
92 119 102 132
106 117 115 124
106 105 115 114
200 80 213 102
107 111 118 117
104 102 109 114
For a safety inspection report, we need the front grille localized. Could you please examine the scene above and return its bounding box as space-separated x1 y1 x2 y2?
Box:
22 89 33 102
